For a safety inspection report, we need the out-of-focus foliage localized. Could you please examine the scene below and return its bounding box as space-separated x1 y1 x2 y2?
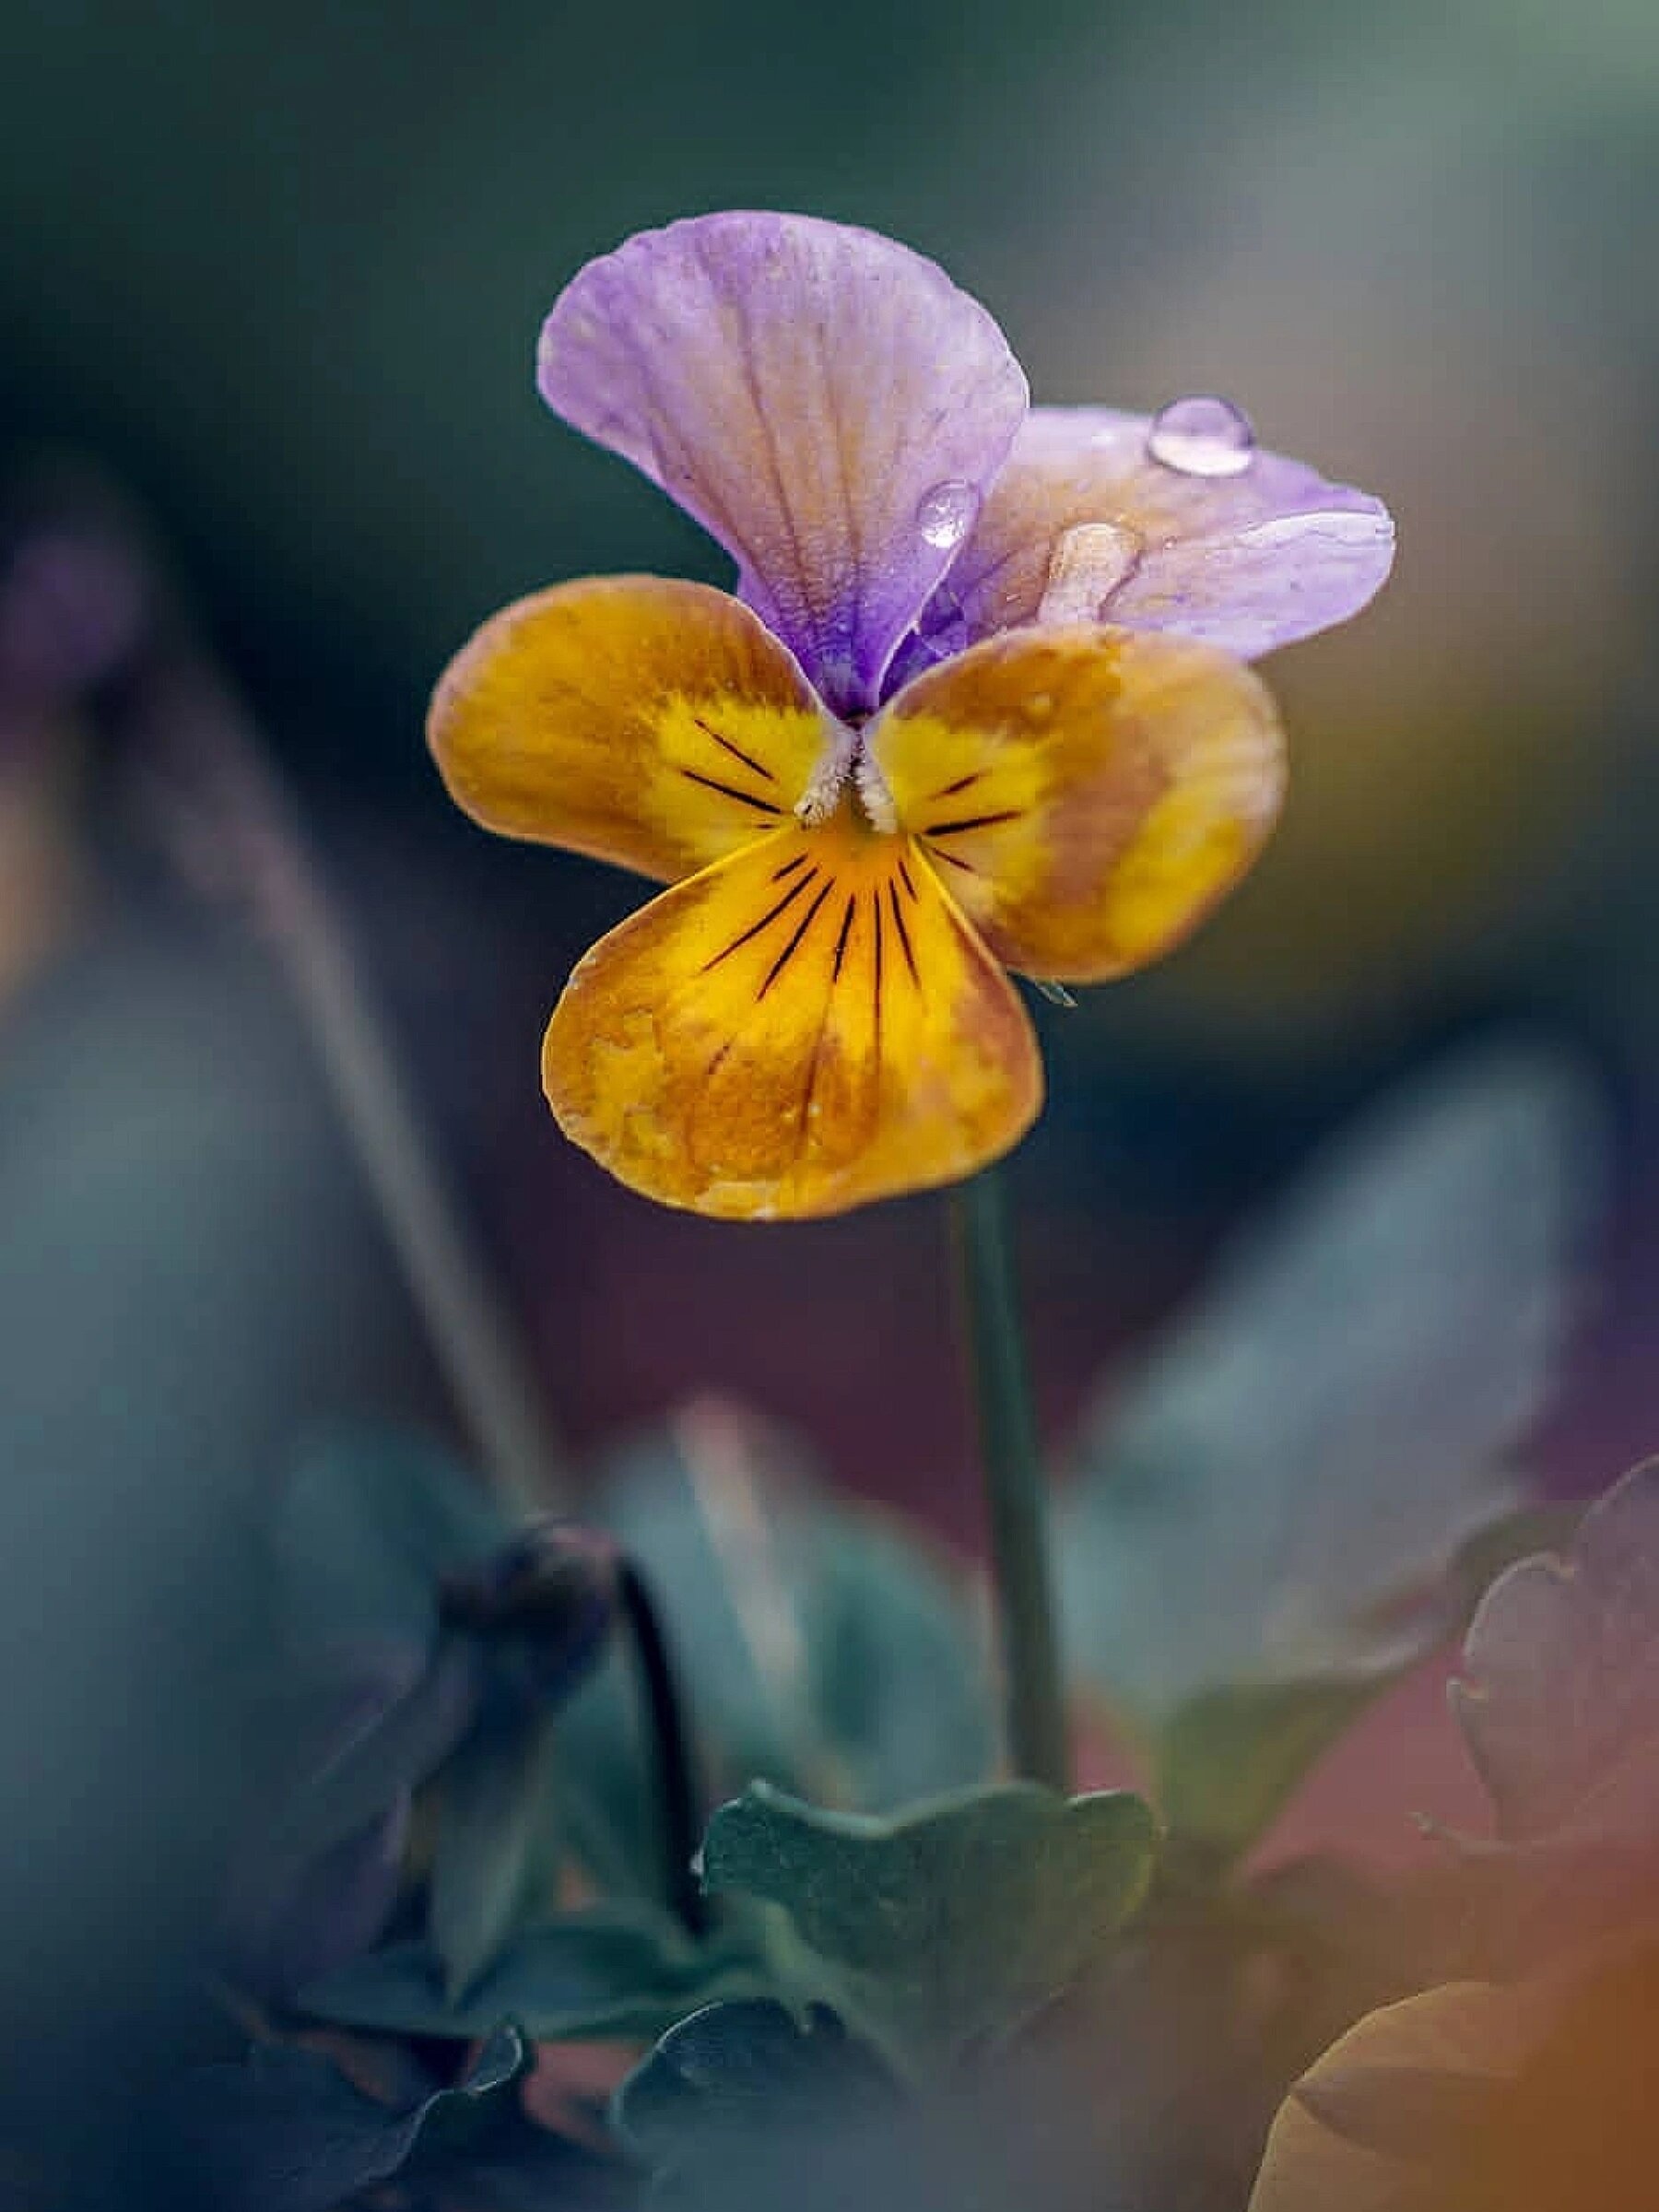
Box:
185 1045 1627 2210
614 2002 904 2211
557 1404 997 1899
171 2022 627 2212
1058 1043 1601 1853
1252 1455 1659 2212
237 1406 999 2061
229 1430 619 2011
1453 1458 1659 1851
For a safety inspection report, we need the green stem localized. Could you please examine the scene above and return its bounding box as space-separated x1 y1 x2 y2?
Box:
951 1166 1071 1794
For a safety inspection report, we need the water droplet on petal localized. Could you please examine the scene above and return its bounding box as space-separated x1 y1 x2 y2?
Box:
916 478 982 551
1147 396 1255 478
1235 507 1389 551
1037 522 1141 625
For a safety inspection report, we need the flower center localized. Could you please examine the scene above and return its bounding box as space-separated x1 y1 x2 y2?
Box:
794 720 898 835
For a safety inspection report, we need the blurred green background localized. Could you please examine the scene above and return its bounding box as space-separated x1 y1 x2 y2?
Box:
1 1 1657 2202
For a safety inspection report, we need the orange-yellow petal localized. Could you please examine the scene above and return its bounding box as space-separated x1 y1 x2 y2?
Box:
541 813 1041 1219
429 575 834 884
870 626 1285 982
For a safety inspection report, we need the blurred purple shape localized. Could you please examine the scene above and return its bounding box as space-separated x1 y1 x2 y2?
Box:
0 509 148 734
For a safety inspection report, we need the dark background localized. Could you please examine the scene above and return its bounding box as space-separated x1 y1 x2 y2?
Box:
2 3 1657 2202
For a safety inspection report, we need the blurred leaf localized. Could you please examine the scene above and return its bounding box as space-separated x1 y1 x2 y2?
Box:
270 1636 484 1866
1453 1459 1659 1848
173 2021 535 2212
614 2000 900 2205
700 1782 1156 2068
429 1692 559 2002
806 1511 994 1810
301 1907 767 2041
558 1405 994 1903
273 1426 509 1655
223 1792 410 2008
1059 1044 1602 1849
1154 1679 1389 1859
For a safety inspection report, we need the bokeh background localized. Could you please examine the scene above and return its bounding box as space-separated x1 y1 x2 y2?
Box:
2 1 1657 2202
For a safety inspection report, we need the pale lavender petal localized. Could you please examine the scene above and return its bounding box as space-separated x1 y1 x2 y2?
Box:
537 212 1029 714
913 405 1394 664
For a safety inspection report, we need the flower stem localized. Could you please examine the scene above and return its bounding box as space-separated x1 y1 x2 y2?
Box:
951 1166 1071 1794
147 656 564 1514
617 1560 710 1937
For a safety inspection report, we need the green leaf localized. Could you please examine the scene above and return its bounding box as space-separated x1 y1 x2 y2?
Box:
1452 1458 1659 1849
614 2000 900 2203
301 1907 768 2041
1059 1045 1602 1850
429 1693 559 2001
1153 1679 1390 1858
699 1781 1157 2069
274 1425 510 1653
172 2022 537 2212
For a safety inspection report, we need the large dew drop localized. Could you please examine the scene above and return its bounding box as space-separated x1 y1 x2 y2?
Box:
915 478 982 551
1038 522 1141 625
1147 395 1255 478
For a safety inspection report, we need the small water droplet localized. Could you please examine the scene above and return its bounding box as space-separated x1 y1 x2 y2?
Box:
915 478 981 551
1036 980 1078 1008
1037 522 1141 625
1147 395 1255 478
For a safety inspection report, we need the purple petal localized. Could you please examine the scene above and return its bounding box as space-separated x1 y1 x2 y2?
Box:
537 212 1029 715
913 405 1394 663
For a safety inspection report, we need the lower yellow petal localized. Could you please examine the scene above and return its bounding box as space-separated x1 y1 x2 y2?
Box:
429 575 832 883
871 627 1285 982
542 815 1041 1219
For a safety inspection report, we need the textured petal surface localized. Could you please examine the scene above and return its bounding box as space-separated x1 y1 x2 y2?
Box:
537 212 1029 714
913 406 1394 663
542 814 1041 1219
429 576 831 884
872 627 1285 982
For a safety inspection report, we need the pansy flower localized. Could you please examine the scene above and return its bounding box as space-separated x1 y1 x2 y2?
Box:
431 212 1393 1219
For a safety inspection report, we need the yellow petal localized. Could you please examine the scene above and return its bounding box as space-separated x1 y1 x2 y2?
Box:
870 627 1285 982
541 813 1041 1219
429 576 833 883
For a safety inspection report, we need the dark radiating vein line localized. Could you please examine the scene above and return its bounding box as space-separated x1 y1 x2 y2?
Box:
700 868 816 971
771 853 810 882
831 893 857 981
692 715 776 784
758 879 834 1001
922 838 978 876
923 808 1023 836
896 856 917 900
888 880 919 985
934 770 985 800
678 766 782 815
